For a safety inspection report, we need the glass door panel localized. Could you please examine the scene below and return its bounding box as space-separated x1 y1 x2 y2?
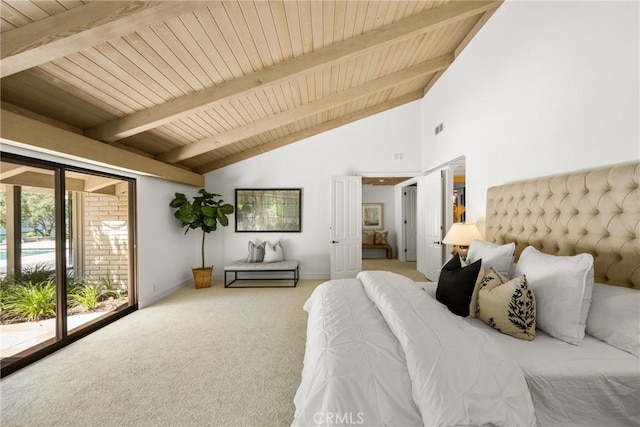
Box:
65 171 132 334
1 162 58 359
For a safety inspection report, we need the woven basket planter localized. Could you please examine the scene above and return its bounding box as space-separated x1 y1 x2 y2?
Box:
192 267 213 289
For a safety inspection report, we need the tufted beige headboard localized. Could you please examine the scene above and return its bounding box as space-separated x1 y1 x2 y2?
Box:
485 162 639 289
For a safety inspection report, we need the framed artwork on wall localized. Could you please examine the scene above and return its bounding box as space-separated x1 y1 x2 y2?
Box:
235 188 302 232
362 203 383 230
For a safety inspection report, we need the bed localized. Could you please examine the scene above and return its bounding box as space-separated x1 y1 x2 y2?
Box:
293 162 639 426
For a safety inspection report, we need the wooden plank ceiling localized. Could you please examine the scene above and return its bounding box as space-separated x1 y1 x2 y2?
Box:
0 0 501 179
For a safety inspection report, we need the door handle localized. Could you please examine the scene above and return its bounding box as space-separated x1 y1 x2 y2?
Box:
433 241 441 245
331 240 339 244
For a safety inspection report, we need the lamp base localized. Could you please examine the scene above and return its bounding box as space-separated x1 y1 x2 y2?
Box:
453 245 470 262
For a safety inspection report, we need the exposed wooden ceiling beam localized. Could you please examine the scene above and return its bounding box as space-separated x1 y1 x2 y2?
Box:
92 185 118 196
194 90 424 174
114 182 129 195
1 101 83 134
0 108 204 187
158 53 453 164
83 1 501 143
83 176 120 193
0 164 31 180
0 1 202 78
0 169 123 195
1 171 85 192
423 70 446 96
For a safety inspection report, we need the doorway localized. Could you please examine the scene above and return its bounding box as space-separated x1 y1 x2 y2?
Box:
412 157 466 281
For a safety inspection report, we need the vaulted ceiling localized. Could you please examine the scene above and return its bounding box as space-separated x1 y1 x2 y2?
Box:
1 1 500 183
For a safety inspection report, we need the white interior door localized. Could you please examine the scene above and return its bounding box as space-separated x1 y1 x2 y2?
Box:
403 186 417 262
417 168 451 281
330 176 362 279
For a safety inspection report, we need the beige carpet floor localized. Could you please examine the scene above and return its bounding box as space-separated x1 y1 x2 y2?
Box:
0 260 423 426
362 259 428 282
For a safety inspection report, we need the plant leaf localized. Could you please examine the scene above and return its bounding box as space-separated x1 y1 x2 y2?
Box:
169 193 187 207
201 206 215 217
221 203 234 214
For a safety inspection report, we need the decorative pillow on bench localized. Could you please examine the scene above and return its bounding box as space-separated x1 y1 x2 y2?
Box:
246 240 265 263
374 231 388 245
263 241 284 263
362 232 375 244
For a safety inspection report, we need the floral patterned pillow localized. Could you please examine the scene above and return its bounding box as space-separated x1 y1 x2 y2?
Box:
374 231 388 245
477 268 536 341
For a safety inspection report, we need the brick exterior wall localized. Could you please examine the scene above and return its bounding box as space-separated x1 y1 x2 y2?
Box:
82 193 129 288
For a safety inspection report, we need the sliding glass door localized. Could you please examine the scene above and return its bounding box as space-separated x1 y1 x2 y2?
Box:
0 153 137 376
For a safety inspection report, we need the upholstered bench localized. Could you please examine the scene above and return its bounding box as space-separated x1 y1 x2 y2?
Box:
224 260 299 288
362 243 393 259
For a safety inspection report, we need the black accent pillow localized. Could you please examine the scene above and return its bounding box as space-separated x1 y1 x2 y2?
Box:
436 254 482 317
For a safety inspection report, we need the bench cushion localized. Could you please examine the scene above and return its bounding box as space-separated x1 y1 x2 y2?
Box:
225 260 299 271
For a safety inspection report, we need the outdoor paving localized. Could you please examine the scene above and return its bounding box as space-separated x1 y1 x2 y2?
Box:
0 312 105 358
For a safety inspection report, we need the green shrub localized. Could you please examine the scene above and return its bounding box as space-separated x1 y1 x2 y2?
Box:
15 263 54 285
4 280 56 321
0 277 11 317
70 281 107 310
1 267 126 322
99 275 127 299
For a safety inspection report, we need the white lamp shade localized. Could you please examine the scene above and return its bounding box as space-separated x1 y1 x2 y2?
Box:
442 223 483 246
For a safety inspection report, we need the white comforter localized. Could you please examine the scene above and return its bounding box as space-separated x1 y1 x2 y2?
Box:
293 271 535 426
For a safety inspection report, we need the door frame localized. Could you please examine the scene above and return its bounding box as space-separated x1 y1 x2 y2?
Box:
402 185 418 262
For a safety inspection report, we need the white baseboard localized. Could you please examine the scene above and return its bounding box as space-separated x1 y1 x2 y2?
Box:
300 273 330 280
138 278 192 309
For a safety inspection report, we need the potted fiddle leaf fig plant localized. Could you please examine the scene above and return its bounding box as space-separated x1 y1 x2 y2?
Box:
170 189 234 288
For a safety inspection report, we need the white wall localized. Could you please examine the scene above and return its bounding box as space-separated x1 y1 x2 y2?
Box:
362 185 396 258
421 0 640 230
205 100 422 278
136 178 201 307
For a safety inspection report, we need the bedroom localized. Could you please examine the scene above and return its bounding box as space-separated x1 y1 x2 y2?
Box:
1 0 639 425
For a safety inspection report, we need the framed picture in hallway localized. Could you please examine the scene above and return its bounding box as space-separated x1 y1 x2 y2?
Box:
362 203 383 230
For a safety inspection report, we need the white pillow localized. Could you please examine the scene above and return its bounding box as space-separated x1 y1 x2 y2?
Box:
586 283 640 357
515 246 594 345
467 239 515 279
263 241 284 263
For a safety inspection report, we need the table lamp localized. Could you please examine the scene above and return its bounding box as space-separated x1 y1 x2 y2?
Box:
442 223 482 260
